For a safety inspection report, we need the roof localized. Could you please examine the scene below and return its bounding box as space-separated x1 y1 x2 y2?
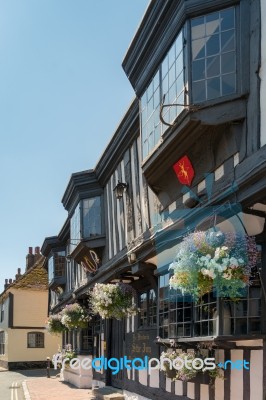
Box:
0 256 48 302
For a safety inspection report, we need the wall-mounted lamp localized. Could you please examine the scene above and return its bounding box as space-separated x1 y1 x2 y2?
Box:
127 252 137 264
114 181 128 199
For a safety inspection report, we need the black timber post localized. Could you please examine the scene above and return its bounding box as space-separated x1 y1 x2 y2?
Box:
105 318 112 386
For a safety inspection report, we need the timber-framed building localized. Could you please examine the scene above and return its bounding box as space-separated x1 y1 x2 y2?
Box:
42 1 266 399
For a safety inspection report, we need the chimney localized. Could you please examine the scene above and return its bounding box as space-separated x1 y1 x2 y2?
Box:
15 268 21 280
26 247 35 271
4 279 8 290
34 246 41 264
9 279 12 284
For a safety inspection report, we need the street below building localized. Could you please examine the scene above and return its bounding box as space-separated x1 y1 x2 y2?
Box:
0 369 58 400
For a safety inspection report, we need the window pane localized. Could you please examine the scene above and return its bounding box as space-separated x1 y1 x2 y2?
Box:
168 83 176 104
221 30 235 52
162 57 168 79
154 125 160 146
206 34 220 56
191 16 205 39
221 8 235 31
176 75 184 96
235 319 247 335
193 80 206 102
147 98 153 118
175 33 183 56
192 6 236 103
48 256 54 283
222 73 236 95
206 55 220 78
193 59 205 81
249 319 260 333
153 87 160 108
249 300 261 317
143 140 148 159
207 77 221 99
54 251 66 277
70 204 81 252
147 80 153 101
148 131 155 153
83 197 102 237
168 44 175 68
28 332 44 348
168 64 176 88
221 52 235 74
206 12 220 36
153 71 160 90
141 30 184 158
162 76 168 96
192 39 205 60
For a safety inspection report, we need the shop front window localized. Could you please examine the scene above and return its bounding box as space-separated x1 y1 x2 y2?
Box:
139 289 157 328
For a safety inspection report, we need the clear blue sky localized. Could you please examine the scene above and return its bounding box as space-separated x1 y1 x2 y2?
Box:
0 0 149 290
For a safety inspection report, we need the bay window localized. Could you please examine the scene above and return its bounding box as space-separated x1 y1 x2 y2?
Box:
48 251 66 284
141 29 185 159
70 196 103 252
140 6 237 160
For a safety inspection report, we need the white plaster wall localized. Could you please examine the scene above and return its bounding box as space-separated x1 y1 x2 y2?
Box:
250 350 263 400
215 349 224 400
149 369 159 389
175 380 183 396
200 384 208 400
165 377 171 392
138 369 147 386
187 382 195 400
230 349 243 400
260 0 266 146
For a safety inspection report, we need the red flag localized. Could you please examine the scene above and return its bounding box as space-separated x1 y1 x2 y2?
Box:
173 155 194 186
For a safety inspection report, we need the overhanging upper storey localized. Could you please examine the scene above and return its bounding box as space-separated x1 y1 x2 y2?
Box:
123 0 241 97
122 0 257 194
62 170 105 257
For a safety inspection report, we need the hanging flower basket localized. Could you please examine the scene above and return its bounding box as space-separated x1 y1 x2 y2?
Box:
169 229 257 300
90 283 138 320
46 314 66 335
61 303 90 330
160 349 223 382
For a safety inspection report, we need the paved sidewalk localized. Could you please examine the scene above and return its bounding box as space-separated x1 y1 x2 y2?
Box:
23 376 95 400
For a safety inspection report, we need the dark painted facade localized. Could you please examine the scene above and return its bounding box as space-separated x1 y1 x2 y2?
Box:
42 1 266 399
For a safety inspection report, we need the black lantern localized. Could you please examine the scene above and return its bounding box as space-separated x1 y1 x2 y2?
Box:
113 181 128 199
